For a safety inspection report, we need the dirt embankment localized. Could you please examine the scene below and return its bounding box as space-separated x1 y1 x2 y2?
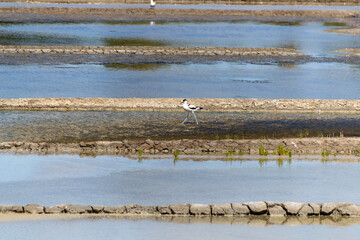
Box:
1 98 360 113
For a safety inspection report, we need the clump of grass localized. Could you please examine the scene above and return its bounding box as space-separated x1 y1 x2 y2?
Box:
298 132 303 138
173 150 180 159
225 135 231 139
259 144 268 156
61 140 67 144
215 135 220 141
137 149 143 156
238 149 243 156
321 149 330 157
318 133 323 138
277 144 291 157
305 129 309 137
225 148 235 157
234 135 239 140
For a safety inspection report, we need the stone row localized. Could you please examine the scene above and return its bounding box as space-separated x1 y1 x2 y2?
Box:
0 46 303 57
2 202 360 216
0 137 359 155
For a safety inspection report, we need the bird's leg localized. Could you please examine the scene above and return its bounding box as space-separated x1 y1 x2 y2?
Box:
181 112 189 124
192 111 199 125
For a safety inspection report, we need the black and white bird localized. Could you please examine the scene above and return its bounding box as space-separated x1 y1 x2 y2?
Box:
150 0 156 8
181 99 202 125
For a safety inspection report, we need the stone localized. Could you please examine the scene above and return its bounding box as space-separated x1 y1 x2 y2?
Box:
282 202 304 215
321 203 338 215
44 205 66 214
66 204 92 214
298 204 313 216
189 204 211 215
169 204 190 215
157 205 172 214
141 206 158 214
91 206 104 213
103 205 126 214
337 204 360 216
24 204 44 214
245 202 267 215
232 203 250 215
0 205 23 213
309 203 321 215
211 203 234 215
268 205 286 216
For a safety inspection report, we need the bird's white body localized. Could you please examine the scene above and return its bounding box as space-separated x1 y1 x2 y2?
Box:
181 99 202 124
182 100 202 112
150 0 156 8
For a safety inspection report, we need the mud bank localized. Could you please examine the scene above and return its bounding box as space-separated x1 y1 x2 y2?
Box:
0 46 303 57
1 137 360 155
0 7 359 22
2 202 360 218
1 98 360 113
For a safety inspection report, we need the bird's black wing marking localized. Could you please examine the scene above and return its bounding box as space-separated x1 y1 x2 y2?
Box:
189 105 197 110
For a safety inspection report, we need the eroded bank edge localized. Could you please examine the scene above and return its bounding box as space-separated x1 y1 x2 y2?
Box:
2 202 360 218
1 137 359 155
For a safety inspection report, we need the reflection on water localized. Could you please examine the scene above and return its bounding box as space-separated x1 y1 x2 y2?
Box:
1 154 360 205
1 62 360 99
261 21 302 26
102 37 170 46
323 22 348 27
104 63 169 71
0 21 357 56
2 214 360 227
2 214 360 240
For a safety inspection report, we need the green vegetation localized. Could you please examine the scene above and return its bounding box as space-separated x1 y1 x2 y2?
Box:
318 132 323 138
277 143 291 157
321 149 330 157
225 135 231 139
225 148 235 157
298 132 303 138
215 135 220 141
305 129 309 137
233 135 239 140
137 149 143 156
103 37 169 47
173 150 180 159
259 144 268 156
238 149 243 156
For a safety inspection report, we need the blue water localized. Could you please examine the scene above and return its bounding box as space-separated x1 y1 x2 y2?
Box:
0 21 355 56
1 62 360 99
0 154 359 205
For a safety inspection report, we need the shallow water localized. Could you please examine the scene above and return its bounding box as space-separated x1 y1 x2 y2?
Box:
2 110 360 142
0 21 356 56
0 154 360 205
2 62 360 99
2 214 360 240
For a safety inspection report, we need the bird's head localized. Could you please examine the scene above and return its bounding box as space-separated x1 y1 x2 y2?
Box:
181 99 187 104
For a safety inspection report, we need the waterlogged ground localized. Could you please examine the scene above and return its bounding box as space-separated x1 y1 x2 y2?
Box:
0 154 360 205
2 110 360 142
1 62 360 99
0 21 356 56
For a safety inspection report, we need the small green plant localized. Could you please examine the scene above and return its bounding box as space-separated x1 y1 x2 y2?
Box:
173 150 180 159
61 140 66 144
101 137 107 141
277 144 291 156
215 135 220 141
234 135 239 140
226 148 234 157
321 149 330 157
305 129 309 137
298 132 303 138
288 151 292 158
238 149 243 156
73 139 78 144
318 133 323 138
259 144 268 156
225 135 231 139
137 149 143 156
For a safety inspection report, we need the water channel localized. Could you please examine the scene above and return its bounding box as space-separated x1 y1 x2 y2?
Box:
0 21 356 57
0 154 359 205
